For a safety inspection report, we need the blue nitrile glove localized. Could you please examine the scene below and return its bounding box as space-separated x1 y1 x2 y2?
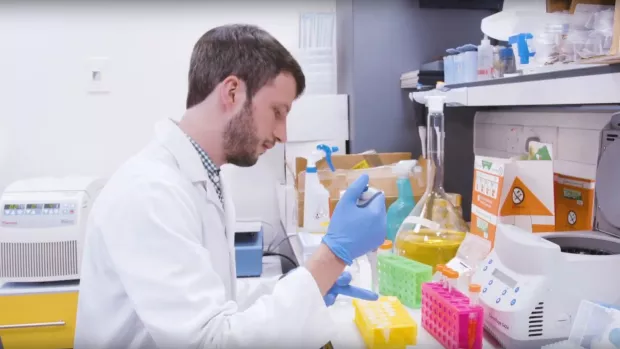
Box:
322 174 387 265
598 303 620 348
610 329 620 349
324 271 379 306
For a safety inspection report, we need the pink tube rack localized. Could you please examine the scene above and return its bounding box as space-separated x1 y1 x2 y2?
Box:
421 282 484 349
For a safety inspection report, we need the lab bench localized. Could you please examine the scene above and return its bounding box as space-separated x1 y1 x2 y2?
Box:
289 233 503 349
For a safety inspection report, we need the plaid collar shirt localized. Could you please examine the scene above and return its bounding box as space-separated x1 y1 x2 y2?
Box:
187 136 224 205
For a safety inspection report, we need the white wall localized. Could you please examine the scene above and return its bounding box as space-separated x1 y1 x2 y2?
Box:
0 1 335 243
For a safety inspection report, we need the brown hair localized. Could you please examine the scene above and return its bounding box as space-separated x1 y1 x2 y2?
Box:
186 24 305 108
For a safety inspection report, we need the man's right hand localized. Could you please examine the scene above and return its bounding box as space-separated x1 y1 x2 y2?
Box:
322 174 387 265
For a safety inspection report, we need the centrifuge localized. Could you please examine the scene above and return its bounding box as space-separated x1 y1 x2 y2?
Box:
472 128 620 348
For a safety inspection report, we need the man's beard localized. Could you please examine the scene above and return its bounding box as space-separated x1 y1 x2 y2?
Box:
223 101 260 167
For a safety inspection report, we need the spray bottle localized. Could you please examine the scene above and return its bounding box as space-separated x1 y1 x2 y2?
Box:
386 160 417 241
316 144 339 171
303 149 331 233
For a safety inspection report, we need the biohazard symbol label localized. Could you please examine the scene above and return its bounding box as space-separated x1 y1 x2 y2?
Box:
512 187 525 205
500 177 553 216
568 210 577 225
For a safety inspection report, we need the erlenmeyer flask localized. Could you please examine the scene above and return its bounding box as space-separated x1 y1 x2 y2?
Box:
394 95 468 272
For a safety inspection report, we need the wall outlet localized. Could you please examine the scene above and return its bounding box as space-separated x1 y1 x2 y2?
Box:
87 57 110 94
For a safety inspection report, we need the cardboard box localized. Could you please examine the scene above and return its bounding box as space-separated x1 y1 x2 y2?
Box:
295 153 427 228
554 173 596 231
470 155 556 246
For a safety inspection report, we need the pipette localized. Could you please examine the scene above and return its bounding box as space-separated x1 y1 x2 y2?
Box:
355 186 383 295
339 185 383 294
367 250 378 293
468 284 482 349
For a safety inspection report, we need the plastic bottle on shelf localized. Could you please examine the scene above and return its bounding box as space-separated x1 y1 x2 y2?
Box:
500 46 517 76
477 35 494 81
460 44 478 83
302 150 331 233
386 160 417 242
393 95 469 272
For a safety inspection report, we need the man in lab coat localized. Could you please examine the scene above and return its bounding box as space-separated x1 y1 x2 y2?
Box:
74 24 387 349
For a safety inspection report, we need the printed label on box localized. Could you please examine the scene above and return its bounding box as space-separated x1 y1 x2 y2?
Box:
471 157 507 244
500 177 553 217
471 155 555 245
554 173 595 231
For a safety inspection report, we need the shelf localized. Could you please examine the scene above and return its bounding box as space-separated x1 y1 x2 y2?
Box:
410 63 620 107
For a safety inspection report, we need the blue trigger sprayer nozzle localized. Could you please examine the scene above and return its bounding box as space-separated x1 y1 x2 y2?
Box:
316 144 339 172
509 33 535 65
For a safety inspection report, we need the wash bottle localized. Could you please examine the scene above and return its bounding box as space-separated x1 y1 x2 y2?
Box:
386 160 417 241
302 144 338 233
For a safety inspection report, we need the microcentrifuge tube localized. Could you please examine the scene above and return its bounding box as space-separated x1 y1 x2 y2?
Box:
468 284 481 349
447 270 459 294
469 284 481 307
441 268 451 290
436 264 446 287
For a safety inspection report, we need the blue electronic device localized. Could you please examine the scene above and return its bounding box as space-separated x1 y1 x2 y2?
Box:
234 224 264 277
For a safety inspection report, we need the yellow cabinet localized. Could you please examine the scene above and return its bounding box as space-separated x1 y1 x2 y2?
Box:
0 287 78 349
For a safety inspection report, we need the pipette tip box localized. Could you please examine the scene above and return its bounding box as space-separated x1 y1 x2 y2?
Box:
421 282 484 349
378 253 433 309
353 296 418 349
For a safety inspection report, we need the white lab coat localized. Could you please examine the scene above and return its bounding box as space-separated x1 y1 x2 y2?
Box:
74 119 334 349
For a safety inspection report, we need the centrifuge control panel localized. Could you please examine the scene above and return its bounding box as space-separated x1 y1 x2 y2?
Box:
3 202 77 216
1 201 80 228
475 257 542 311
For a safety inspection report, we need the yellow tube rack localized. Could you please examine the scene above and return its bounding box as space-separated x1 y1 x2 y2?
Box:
353 296 418 349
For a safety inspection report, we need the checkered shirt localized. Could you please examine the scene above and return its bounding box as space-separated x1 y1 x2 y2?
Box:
187 137 224 205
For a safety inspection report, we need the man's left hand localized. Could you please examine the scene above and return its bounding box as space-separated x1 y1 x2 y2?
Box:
324 271 379 307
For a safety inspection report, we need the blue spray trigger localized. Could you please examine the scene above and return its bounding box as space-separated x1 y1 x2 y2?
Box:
509 33 535 65
316 144 339 172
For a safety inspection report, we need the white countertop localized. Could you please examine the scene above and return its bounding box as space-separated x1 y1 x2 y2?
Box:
289 233 503 348
0 245 502 347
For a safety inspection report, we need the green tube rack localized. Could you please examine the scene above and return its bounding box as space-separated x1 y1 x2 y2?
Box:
377 253 433 309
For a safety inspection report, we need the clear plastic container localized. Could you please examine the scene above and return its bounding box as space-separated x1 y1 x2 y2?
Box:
543 300 620 349
394 95 468 271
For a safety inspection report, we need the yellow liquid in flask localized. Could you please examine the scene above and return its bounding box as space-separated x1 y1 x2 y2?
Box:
394 229 465 272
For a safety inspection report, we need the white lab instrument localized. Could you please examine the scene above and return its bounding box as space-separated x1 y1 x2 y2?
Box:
0 176 105 282
473 120 620 348
472 224 620 348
